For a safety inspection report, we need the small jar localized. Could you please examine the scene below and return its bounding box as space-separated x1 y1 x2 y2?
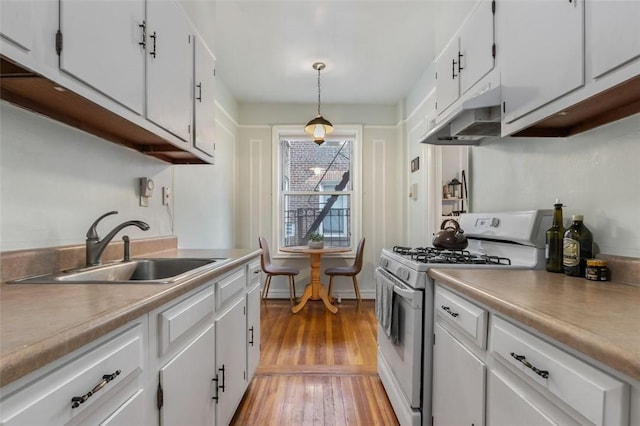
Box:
585 259 610 281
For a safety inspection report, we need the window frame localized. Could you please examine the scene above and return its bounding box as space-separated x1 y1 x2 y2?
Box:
272 125 362 256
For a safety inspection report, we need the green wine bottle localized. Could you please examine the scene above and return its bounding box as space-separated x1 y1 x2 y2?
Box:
563 215 593 277
545 199 564 273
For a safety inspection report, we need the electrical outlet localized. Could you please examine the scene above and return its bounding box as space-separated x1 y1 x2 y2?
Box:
162 187 170 206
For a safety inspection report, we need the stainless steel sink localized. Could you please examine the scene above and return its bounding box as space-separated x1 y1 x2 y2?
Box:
10 258 228 284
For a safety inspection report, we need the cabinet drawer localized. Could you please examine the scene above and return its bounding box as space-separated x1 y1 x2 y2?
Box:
247 259 262 287
434 285 488 349
490 316 629 426
1 322 145 426
158 284 214 356
216 267 246 311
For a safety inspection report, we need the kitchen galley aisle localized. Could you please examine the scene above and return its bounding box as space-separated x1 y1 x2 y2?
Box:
230 300 398 425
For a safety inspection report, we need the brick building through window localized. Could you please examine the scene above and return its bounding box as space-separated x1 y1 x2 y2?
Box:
280 136 353 248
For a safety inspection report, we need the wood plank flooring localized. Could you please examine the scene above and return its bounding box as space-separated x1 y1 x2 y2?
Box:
231 300 399 425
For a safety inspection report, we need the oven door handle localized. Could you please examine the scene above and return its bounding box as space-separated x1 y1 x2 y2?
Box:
376 268 422 308
393 284 415 300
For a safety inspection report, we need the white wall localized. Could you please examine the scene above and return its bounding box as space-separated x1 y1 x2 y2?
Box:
471 114 640 258
172 86 239 249
234 102 403 299
0 102 173 251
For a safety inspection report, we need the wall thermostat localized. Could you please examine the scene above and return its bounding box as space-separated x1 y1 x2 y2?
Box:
140 177 155 197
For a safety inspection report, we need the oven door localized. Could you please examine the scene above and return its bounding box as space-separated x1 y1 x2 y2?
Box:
376 267 424 409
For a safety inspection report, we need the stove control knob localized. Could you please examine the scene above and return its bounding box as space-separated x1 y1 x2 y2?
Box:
380 258 389 268
398 267 410 281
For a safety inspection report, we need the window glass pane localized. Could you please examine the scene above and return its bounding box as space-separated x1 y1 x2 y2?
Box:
283 194 351 247
281 139 351 192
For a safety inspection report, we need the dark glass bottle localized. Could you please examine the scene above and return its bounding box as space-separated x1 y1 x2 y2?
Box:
545 200 564 272
563 215 593 277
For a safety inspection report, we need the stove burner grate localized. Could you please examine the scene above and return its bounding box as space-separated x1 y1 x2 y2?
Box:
393 246 511 265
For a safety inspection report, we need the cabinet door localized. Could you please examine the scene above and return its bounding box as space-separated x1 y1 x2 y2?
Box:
501 0 584 123
0 0 32 50
589 0 640 78
59 0 145 114
159 324 215 426
459 0 495 95
97 390 145 426
432 321 485 426
246 283 261 382
193 36 216 157
435 36 461 116
215 297 248 426
146 0 192 143
487 370 581 426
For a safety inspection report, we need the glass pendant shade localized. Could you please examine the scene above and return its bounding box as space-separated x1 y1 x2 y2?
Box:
305 115 334 145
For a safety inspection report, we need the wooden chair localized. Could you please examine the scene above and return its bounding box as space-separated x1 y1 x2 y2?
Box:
259 237 299 306
324 238 365 304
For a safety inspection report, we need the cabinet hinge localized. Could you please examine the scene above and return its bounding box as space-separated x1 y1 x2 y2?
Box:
213 68 216 77
503 101 506 113
55 30 63 56
491 0 496 14
433 333 436 345
156 382 164 410
435 71 437 80
492 43 496 59
244 305 246 316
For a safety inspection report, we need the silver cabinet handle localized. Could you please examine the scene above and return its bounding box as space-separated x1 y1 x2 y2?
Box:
510 352 549 378
71 370 121 408
441 305 459 317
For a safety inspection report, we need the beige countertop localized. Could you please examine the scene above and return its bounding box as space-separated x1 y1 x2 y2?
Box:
428 268 640 382
0 248 261 387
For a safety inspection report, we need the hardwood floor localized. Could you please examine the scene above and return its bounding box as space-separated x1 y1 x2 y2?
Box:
231 300 399 425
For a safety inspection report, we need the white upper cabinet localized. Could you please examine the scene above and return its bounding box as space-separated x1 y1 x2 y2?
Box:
0 0 33 51
146 0 193 143
436 37 462 115
588 0 640 79
459 0 495 95
435 0 495 117
501 0 584 124
193 35 216 158
58 0 146 115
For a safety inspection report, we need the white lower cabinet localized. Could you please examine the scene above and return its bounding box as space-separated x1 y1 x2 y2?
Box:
432 285 487 426
489 316 629 426
0 256 262 426
151 284 216 426
432 282 633 426
487 368 579 426
246 260 262 383
159 325 215 426
432 322 486 426
0 318 148 426
215 295 248 426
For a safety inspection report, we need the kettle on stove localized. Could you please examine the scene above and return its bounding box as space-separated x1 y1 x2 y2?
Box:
432 219 468 250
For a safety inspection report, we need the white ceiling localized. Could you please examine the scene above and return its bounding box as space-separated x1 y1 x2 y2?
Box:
214 1 439 105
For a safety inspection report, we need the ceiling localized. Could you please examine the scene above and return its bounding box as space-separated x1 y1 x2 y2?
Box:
214 1 438 105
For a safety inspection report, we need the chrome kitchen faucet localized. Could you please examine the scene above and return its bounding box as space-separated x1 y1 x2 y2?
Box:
85 211 150 266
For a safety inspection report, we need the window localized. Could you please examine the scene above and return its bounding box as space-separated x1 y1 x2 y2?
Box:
274 126 361 251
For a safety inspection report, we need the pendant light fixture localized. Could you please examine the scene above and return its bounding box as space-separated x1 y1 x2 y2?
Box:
304 62 333 146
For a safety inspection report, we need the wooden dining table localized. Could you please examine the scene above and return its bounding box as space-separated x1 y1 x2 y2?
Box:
280 245 350 314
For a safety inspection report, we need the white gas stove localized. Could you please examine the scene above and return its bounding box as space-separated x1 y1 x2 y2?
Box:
376 210 552 426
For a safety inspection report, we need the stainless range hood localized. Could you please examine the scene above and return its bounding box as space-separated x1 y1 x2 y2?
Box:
420 85 502 145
